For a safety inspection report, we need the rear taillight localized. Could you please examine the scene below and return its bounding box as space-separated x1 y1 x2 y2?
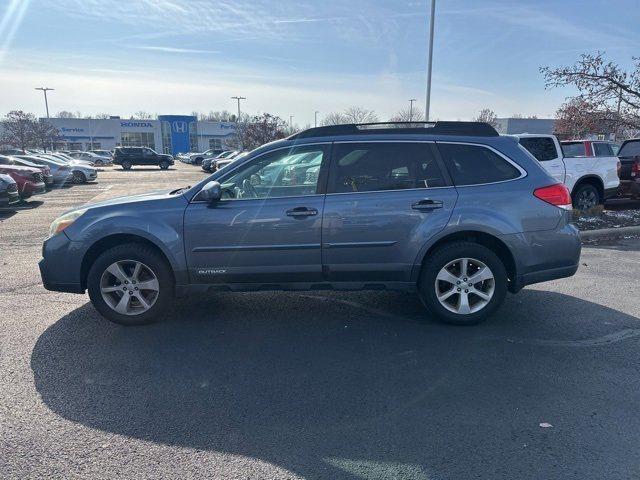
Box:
534 183 572 210
632 159 640 178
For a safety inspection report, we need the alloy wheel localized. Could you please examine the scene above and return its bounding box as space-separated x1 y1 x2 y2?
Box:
576 189 598 211
100 260 160 315
434 257 495 315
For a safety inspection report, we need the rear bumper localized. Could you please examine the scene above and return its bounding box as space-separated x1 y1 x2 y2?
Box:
604 186 619 199
618 179 640 198
501 222 582 292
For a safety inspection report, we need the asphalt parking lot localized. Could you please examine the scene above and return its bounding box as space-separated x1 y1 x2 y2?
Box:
1 162 640 480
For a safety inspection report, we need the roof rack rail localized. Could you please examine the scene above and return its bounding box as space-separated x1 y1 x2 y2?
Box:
288 121 499 140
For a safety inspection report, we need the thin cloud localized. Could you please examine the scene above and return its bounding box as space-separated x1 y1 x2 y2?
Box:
132 46 220 54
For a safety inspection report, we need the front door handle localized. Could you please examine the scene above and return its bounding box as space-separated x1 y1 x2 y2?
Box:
286 207 318 217
411 199 443 211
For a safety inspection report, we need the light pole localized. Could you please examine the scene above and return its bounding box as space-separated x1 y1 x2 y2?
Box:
231 96 246 149
408 98 417 121
315 111 319 127
289 115 294 130
425 0 436 121
35 87 54 118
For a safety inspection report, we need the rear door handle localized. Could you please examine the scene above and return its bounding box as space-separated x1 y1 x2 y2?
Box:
286 207 318 217
411 199 443 211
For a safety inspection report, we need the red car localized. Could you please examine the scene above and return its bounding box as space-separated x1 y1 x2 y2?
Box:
0 155 54 188
0 164 46 199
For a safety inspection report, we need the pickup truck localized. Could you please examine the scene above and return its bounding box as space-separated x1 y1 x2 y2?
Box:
616 138 640 198
515 134 619 211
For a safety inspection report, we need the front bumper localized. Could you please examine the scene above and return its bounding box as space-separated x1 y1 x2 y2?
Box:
0 190 20 206
21 181 46 197
39 233 85 293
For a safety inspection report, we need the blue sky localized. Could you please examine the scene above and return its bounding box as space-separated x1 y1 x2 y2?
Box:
0 0 639 125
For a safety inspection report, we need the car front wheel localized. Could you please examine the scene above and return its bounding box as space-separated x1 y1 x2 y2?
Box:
159 161 170 170
419 242 507 325
87 243 174 325
121 161 132 170
72 170 86 184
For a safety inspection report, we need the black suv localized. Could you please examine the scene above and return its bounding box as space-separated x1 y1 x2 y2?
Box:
617 139 640 198
113 147 174 170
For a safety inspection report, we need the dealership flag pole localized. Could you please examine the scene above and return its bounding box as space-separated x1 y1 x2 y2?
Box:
231 96 246 150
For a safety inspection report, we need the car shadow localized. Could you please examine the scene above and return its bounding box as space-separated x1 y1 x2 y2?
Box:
0 209 18 219
113 168 176 172
31 290 640 479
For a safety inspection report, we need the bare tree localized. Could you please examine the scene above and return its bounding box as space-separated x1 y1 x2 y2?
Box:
56 110 83 119
541 52 640 136
31 119 60 151
192 110 236 122
343 106 379 123
238 113 288 150
473 108 499 128
321 112 349 126
130 111 155 120
0 111 37 152
390 107 426 123
94 113 112 119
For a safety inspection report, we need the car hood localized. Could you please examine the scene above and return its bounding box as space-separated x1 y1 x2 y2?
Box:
0 173 16 185
84 188 179 210
0 164 41 174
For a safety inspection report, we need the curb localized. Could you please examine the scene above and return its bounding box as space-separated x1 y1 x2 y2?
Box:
580 225 640 242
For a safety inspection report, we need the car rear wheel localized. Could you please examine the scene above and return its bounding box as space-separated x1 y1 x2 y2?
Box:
87 243 174 325
159 161 170 170
95 159 104 166
121 160 132 170
72 170 86 184
572 184 600 211
418 242 507 325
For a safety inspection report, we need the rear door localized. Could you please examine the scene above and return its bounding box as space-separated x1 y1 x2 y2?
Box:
618 140 640 180
321 141 457 282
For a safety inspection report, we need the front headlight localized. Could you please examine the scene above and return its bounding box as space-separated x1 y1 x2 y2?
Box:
48 209 87 238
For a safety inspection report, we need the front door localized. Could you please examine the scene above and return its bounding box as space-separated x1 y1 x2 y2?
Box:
321 141 457 282
184 144 330 285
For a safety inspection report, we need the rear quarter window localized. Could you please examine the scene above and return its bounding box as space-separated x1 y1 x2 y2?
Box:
437 143 521 186
519 137 558 161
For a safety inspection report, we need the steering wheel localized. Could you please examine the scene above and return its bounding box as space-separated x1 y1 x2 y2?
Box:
239 178 258 199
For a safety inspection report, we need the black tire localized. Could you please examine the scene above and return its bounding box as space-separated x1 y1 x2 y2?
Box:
159 161 169 170
572 184 601 211
121 161 132 170
87 243 174 326
418 242 508 325
194 157 203 165
95 160 104 166
72 170 86 184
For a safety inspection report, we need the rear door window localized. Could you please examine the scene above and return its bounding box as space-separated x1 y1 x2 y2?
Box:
593 143 614 156
618 141 640 157
561 142 586 157
437 143 521 186
326 142 447 194
518 137 558 161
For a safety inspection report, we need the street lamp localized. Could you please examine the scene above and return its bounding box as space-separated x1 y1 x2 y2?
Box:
289 115 294 129
35 87 54 118
425 0 436 121
409 98 417 121
315 111 319 128
231 96 246 149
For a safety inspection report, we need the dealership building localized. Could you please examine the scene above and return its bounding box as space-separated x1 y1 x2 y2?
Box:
43 115 237 155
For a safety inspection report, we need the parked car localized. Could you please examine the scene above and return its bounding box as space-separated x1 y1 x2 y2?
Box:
213 151 247 172
0 155 54 188
180 148 225 165
0 163 46 199
68 151 112 166
40 121 581 326
14 155 72 184
0 148 25 155
113 147 174 170
0 174 20 207
616 138 640 198
201 150 238 172
516 134 619 211
90 149 114 159
41 154 98 183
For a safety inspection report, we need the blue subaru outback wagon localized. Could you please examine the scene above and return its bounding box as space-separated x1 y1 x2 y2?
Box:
40 122 581 325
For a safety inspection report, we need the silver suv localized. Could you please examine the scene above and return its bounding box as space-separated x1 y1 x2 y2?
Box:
39 122 581 325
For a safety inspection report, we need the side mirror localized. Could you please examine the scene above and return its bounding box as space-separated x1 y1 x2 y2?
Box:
198 181 222 204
